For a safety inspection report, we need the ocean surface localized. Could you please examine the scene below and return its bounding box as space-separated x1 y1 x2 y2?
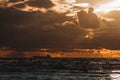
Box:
0 58 120 80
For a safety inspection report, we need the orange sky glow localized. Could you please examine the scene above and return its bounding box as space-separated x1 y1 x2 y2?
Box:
0 49 120 58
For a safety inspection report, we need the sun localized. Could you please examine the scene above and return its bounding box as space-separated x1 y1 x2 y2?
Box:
95 0 120 13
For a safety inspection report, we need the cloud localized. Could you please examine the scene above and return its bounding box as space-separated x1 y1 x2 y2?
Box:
26 0 55 8
0 0 120 50
103 10 120 20
12 2 25 8
77 8 100 29
8 0 24 3
0 0 55 10
88 11 120 49
76 0 113 6
0 7 76 49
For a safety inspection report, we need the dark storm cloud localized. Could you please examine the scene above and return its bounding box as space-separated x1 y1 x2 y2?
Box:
27 0 55 8
0 7 76 49
9 0 24 3
0 0 120 50
2 0 55 9
77 8 100 29
84 11 120 49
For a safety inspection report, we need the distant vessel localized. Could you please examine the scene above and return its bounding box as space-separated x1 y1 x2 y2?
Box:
32 55 51 59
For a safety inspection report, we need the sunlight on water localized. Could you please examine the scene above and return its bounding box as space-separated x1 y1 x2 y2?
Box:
110 70 120 80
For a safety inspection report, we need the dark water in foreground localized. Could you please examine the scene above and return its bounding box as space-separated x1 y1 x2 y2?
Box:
0 58 120 80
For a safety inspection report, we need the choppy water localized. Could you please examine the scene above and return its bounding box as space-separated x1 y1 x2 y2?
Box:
0 58 120 80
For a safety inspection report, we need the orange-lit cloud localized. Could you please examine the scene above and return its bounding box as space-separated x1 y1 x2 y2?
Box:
1 49 120 58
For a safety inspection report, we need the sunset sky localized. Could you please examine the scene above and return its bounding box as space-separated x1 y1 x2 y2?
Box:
0 0 120 50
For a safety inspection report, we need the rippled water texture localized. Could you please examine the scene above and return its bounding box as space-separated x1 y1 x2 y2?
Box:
0 58 120 80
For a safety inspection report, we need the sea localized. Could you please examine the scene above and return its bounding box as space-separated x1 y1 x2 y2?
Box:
0 58 120 80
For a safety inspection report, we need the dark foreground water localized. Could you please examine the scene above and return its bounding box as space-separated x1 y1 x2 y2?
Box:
0 58 120 80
